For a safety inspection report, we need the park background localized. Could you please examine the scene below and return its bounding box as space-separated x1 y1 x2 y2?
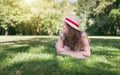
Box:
0 0 120 75
0 0 120 36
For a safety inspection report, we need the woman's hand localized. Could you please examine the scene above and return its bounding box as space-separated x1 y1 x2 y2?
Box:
56 49 86 59
56 48 67 54
59 32 65 40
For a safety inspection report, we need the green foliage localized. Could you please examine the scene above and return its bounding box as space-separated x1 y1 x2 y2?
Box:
77 0 96 31
0 0 77 35
86 0 120 36
109 8 120 21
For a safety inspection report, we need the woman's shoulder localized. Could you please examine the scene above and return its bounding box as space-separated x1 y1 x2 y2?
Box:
59 31 65 40
80 31 88 38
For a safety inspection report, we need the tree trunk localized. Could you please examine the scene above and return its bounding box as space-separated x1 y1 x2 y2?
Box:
5 30 8 36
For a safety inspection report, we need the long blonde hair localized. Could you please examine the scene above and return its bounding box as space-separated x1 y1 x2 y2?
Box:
64 22 84 51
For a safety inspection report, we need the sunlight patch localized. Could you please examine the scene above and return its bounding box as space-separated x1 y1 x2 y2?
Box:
2 42 14 45
92 46 119 51
23 0 34 6
84 55 111 67
91 55 110 64
29 46 46 52
56 56 65 60
14 53 53 60
12 44 29 47
7 53 53 66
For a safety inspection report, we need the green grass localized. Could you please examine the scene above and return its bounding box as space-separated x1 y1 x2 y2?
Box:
0 36 120 75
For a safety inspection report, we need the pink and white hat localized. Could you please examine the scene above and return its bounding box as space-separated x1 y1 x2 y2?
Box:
63 14 81 31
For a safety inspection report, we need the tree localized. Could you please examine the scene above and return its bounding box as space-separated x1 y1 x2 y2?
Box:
0 0 77 35
77 0 96 31
86 0 120 35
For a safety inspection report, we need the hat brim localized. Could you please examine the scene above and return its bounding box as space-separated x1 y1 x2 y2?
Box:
62 19 81 32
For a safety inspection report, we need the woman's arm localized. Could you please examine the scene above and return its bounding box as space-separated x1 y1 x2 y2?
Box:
57 32 91 59
55 32 85 59
57 49 86 59
56 36 64 52
80 32 91 56
56 32 65 53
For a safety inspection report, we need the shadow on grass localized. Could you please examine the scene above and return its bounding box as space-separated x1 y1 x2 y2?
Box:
90 38 120 56
0 37 57 65
90 38 120 49
0 37 57 53
0 37 120 75
0 58 119 75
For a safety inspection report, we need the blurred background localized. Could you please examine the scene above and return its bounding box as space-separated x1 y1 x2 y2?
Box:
0 0 120 36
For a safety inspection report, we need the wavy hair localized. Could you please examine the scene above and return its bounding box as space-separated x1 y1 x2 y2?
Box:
63 22 84 51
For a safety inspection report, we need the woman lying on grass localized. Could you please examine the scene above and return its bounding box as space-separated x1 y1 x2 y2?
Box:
55 14 91 59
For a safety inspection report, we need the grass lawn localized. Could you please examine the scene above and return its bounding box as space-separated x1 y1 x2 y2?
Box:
0 36 120 75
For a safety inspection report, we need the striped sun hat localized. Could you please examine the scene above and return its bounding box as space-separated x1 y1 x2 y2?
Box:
63 14 81 31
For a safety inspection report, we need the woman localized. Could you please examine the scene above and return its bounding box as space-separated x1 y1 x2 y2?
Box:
55 14 91 59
